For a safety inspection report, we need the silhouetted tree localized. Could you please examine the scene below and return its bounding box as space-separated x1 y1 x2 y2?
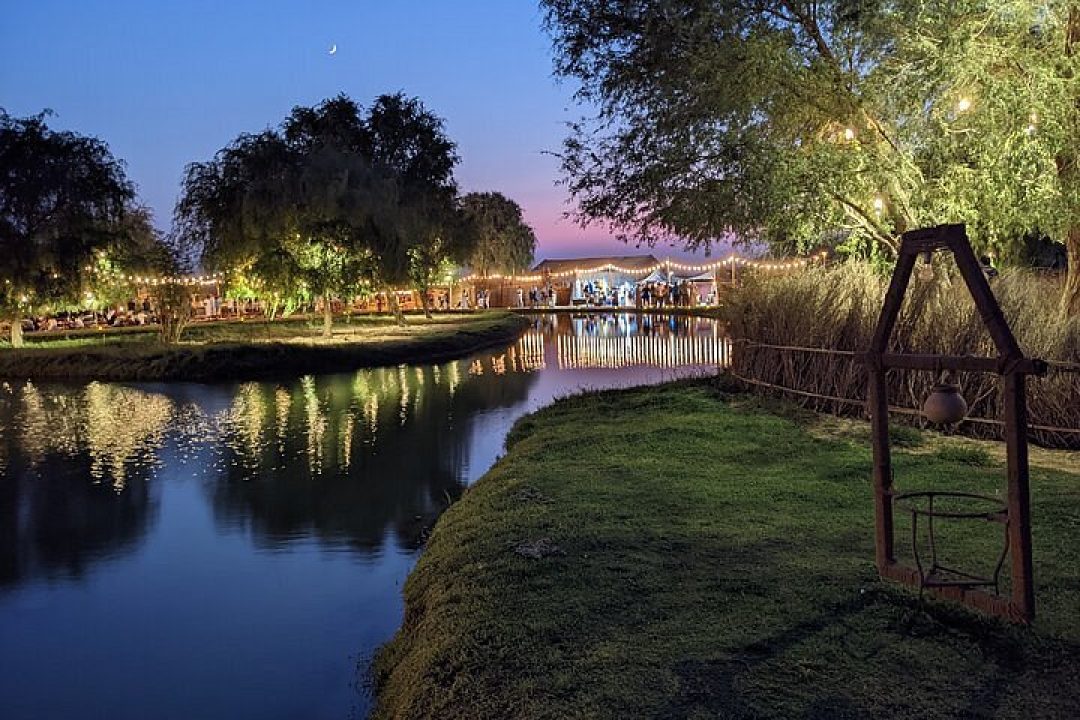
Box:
0 111 135 345
461 191 537 276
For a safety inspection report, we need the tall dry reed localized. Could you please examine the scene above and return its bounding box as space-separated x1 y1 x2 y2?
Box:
723 263 1080 448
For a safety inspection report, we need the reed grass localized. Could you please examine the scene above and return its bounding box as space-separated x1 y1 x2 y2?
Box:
723 263 1080 448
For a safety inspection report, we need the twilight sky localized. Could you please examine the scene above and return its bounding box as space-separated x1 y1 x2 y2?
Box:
1 0 717 262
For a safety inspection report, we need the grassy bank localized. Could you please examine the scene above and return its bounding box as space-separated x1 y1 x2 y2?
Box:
373 380 1080 719
0 312 527 382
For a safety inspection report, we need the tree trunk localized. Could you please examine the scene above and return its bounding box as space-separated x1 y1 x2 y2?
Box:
389 291 406 326
419 288 432 319
1062 224 1080 318
9 320 23 348
322 293 333 338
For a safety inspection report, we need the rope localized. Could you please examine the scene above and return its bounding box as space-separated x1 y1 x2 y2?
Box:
736 339 860 357
729 372 1080 436
736 339 1080 373
1046 359 1080 374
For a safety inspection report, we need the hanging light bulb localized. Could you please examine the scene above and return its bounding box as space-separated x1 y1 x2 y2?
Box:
918 250 935 281
956 97 972 113
872 196 885 215
843 127 856 141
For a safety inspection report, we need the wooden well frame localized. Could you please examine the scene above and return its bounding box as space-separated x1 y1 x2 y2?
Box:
865 223 1046 623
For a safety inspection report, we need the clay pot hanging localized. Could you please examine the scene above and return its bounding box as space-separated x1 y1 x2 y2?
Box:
923 375 968 425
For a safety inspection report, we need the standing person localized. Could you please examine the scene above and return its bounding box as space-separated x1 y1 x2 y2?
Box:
516 287 524 308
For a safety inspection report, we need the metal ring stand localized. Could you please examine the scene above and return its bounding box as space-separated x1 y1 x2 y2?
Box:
893 491 1010 595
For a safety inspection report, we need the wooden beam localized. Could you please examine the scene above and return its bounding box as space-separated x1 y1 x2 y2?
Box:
869 250 917 354
946 229 1024 360
1003 371 1036 622
870 366 894 570
880 562 1029 623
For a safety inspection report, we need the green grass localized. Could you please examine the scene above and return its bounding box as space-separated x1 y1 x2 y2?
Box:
0 312 527 382
373 380 1080 719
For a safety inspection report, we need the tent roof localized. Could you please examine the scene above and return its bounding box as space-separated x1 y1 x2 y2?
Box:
532 255 660 274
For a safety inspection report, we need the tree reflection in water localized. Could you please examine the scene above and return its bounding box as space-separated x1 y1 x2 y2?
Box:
0 382 171 586
206 357 536 554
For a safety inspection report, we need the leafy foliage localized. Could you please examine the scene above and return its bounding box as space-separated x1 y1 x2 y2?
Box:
175 93 461 329
461 192 537 276
542 1 1080 312
0 110 134 341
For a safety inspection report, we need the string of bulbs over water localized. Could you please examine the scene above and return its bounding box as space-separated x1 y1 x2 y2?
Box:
460 251 831 285
82 251 830 288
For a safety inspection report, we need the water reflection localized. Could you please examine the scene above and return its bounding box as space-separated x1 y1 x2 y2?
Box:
206 362 534 554
0 313 728 720
0 382 169 586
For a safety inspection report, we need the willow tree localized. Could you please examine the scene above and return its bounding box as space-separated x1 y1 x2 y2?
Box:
176 94 459 331
460 192 537 276
886 1 1080 316
543 1 1080 315
176 98 398 335
0 111 135 345
365 94 461 323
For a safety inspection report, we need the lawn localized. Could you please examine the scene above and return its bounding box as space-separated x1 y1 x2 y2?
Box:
373 380 1080 719
0 311 527 381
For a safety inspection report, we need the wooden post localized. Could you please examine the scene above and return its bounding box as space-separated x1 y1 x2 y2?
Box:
1003 371 1036 621
868 248 916 571
869 364 894 570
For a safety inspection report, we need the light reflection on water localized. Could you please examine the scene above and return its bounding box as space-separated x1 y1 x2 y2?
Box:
0 313 728 720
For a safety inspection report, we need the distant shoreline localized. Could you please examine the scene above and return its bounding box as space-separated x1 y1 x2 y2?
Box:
0 312 529 383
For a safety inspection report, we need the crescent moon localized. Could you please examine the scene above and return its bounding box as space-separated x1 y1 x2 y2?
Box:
328 44 337 55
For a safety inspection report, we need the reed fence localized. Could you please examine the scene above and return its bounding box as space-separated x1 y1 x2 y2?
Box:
723 264 1080 450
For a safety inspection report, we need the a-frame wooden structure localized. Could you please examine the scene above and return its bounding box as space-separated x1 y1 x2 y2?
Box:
865 223 1046 623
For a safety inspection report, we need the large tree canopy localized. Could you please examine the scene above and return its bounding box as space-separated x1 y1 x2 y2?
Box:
460 192 537 276
542 1 1080 315
175 93 460 330
0 110 160 345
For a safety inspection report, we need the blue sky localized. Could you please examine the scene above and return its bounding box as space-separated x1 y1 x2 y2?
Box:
1 1 714 260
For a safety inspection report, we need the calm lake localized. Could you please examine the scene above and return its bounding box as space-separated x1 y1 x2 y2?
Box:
0 312 728 720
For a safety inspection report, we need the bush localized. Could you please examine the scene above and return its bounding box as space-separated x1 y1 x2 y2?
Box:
723 263 1080 448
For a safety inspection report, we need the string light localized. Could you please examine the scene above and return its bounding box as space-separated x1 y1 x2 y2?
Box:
956 97 972 113
460 252 828 284
81 252 828 292
86 267 227 286
843 127 856 141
